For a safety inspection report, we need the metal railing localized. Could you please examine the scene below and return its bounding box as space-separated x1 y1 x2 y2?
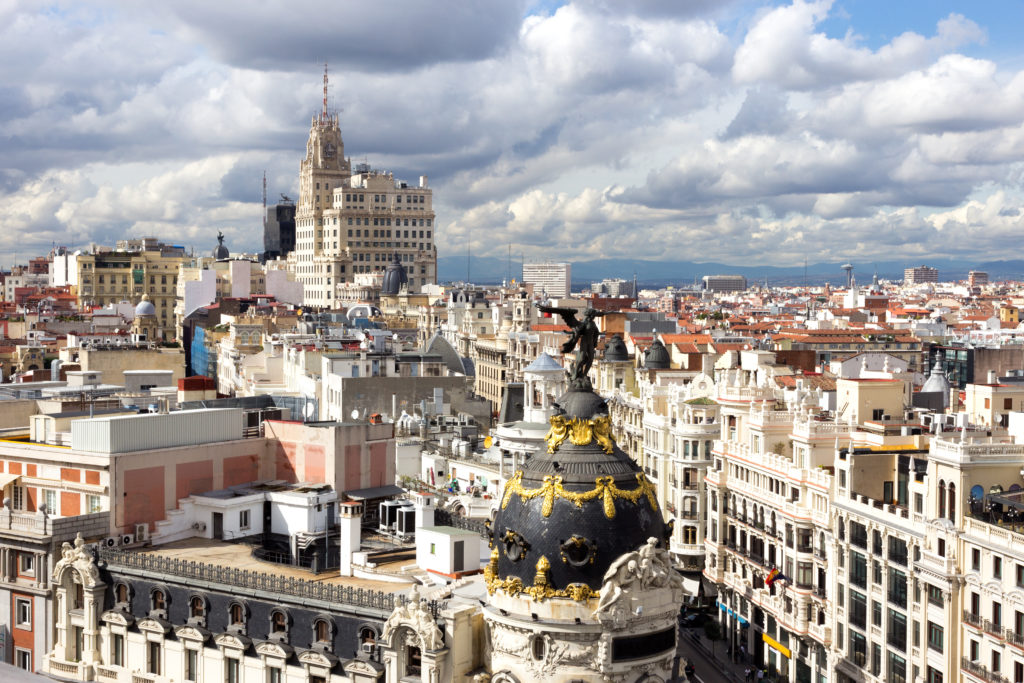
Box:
100 548 397 612
961 656 1010 683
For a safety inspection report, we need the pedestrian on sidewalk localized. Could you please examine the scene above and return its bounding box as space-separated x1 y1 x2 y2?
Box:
744 665 752 682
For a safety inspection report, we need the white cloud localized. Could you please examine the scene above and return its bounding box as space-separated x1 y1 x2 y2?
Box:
0 0 1021 273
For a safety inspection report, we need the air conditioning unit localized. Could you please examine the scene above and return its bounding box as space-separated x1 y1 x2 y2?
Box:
361 642 375 655
192 522 207 532
102 537 118 548
135 524 149 542
120 534 134 546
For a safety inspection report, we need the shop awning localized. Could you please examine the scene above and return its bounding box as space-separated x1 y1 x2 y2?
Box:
0 473 20 489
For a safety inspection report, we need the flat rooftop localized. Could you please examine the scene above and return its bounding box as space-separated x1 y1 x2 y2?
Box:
134 538 411 593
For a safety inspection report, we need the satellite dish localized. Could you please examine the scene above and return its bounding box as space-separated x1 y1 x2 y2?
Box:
351 409 360 420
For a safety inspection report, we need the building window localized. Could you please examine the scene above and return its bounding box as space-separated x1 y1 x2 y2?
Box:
111 633 124 667
12 485 25 511
927 584 942 606
268 667 282 683
972 547 981 571
18 553 35 577
148 641 161 675
314 619 331 644
271 610 288 634
151 589 166 612
15 648 31 671
226 657 240 683
927 622 943 652
43 489 56 514
15 597 31 629
239 509 250 530
87 495 102 513
190 596 205 619
185 648 198 681
994 556 1003 579
229 603 245 627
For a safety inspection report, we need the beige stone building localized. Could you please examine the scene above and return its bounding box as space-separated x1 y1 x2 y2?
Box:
288 102 437 308
52 238 188 341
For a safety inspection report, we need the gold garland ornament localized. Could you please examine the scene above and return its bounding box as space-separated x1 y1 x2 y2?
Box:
545 414 615 454
484 555 599 603
500 470 658 519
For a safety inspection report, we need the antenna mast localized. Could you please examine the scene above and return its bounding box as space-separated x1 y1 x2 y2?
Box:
321 62 329 124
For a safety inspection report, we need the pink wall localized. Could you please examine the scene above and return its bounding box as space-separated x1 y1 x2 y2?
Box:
305 444 326 483
370 442 388 488
223 454 259 488
276 443 298 483
175 460 214 501
124 466 165 532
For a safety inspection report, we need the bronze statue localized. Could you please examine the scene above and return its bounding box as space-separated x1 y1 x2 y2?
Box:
539 306 607 389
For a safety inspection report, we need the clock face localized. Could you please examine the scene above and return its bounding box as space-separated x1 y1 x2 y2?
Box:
324 142 336 158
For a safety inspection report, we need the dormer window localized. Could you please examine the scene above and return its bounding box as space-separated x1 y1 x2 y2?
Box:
151 589 166 613
190 596 205 619
229 603 245 627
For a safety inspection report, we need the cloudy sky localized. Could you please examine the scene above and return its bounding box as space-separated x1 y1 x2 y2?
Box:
2 0 1023 269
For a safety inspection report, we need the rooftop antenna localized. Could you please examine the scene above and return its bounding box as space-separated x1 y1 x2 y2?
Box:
321 62 329 124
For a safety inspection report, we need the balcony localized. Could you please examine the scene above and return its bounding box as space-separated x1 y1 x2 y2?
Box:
961 656 1010 683
964 610 984 629
1006 628 1024 649
983 619 1004 639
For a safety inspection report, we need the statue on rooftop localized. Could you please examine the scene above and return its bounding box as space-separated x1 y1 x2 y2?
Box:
539 306 607 389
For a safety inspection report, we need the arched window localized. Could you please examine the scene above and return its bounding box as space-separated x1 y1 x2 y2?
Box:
314 619 331 643
115 583 129 605
531 635 546 661
948 483 956 522
271 610 288 634
938 481 947 519
151 589 166 612
190 596 205 619
229 603 245 626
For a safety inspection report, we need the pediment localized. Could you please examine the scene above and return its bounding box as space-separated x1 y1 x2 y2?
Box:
215 632 252 651
101 610 135 627
299 649 339 669
137 617 171 634
256 640 294 659
343 657 384 675
175 625 211 642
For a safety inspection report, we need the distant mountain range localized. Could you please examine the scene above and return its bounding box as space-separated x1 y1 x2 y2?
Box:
438 255 1024 287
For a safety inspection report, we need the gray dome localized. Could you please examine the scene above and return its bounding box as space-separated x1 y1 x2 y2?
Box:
644 339 670 369
423 332 467 375
921 359 951 400
603 334 629 362
381 253 408 296
523 352 564 375
135 296 156 317
213 244 229 259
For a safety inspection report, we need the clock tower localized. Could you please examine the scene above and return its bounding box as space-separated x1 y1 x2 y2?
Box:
292 65 352 306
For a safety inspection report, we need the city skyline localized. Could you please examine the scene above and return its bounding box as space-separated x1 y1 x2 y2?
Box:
1 1 1023 268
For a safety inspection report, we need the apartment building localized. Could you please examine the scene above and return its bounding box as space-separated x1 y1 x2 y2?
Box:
52 239 188 341
522 261 571 298
290 107 437 308
905 266 939 285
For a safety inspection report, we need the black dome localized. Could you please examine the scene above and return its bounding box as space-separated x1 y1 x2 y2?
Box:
381 253 408 296
213 244 229 259
644 339 671 369
488 386 667 599
603 333 629 362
